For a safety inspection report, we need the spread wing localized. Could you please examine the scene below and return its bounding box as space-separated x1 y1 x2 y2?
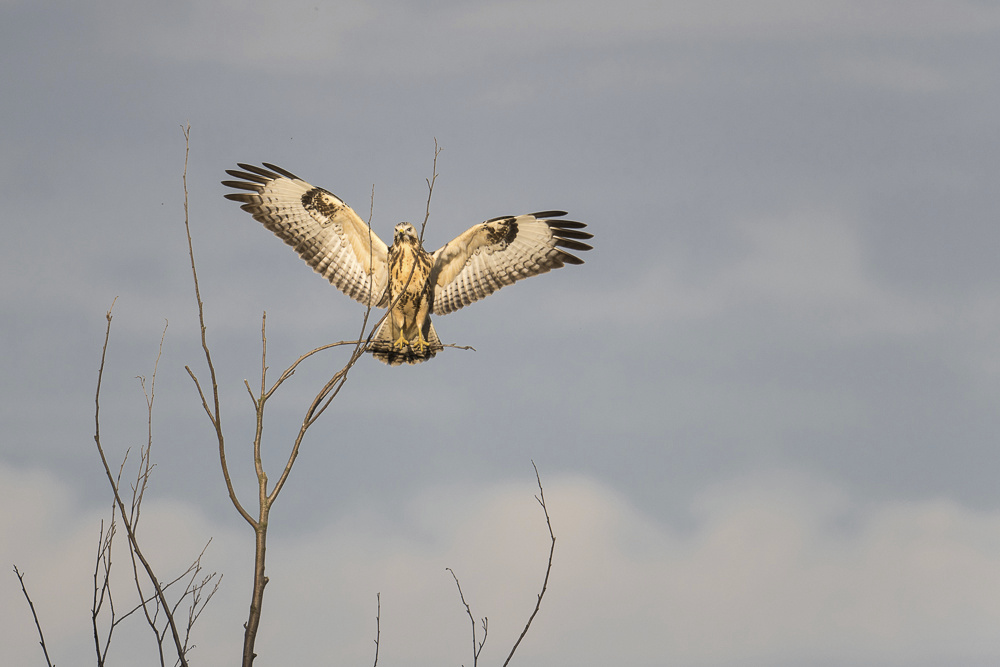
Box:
430 211 592 315
223 163 389 308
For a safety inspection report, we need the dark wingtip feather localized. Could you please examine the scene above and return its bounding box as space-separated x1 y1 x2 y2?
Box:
552 227 593 240
550 219 588 229
261 162 301 180
557 250 586 265
223 193 257 204
222 180 263 192
225 169 269 183
555 238 593 253
531 210 568 219
235 163 282 180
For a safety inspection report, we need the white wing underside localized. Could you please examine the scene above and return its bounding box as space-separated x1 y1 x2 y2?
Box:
223 164 592 317
430 213 592 315
223 163 390 308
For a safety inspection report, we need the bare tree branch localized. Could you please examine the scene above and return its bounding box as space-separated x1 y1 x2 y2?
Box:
128 323 170 666
446 463 556 667
180 126 381 667
447 567 488 667
371 593 381 667
411 139 475 357
92 522 109 660
92 514 116 665
502 461 556 667
180 122 255 529
182 132 491 665
420 138 441 244
175 540 222 660
94 302 192 667
88 295 219 667
13 565 55 667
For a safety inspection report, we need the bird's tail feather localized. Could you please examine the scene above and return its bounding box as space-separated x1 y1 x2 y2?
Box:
369 319 443 366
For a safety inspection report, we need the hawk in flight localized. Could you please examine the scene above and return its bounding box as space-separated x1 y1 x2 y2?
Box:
223 163 593 365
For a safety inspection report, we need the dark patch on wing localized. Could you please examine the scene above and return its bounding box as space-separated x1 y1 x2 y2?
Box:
485 218 518 246
301 188 345 227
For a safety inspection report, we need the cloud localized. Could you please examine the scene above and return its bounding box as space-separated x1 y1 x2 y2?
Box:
578 208 939 342
0 463 235 664
714 211 939 337
78 0 1000 79
642 474 1000 665
5 462 1000 665
827 55 952 93
91 0 376 69
454 0 1000 44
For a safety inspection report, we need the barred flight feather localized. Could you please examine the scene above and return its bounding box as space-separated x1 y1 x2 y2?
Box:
223 163 592 364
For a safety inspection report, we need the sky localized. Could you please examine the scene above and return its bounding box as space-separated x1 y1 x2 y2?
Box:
3 0 1000 665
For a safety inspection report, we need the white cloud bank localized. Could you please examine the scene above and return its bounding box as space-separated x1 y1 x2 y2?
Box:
4 463 1000 666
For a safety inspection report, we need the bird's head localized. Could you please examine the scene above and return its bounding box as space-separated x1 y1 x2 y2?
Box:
393 222 418 244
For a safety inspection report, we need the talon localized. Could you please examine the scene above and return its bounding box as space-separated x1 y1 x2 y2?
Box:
412 332 430 353
393 334 409 349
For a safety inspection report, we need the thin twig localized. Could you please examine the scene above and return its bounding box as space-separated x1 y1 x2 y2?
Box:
441 342 476 352
371 593 381 667
94 302 190 667
92 515 116 666
420 138 441 244
13 566 55 667
261 340 363 399
129 322 170 661
194 137 445 664
176 540 222 659
412 139 474 357
223 158 377 667
254 312 268 507
180 123 254 528
501 461 556 667
446 567 487 667
262 188 385 505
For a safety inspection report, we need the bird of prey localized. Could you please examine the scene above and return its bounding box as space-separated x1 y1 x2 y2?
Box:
222 162 593 365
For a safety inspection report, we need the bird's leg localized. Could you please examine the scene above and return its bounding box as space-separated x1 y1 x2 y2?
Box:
411 299 432 353
412 331 429 353
390 304 408 349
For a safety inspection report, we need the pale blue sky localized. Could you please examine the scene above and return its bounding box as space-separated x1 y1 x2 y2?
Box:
4 1 1000 665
